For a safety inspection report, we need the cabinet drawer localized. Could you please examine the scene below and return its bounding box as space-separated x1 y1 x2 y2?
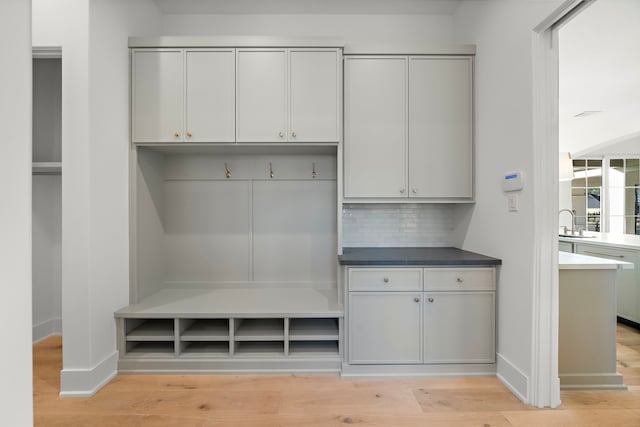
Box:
424 268 495 291
349 268 422 292
575 244 636 261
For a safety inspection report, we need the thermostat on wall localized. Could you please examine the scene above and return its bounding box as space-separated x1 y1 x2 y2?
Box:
502 171 523 192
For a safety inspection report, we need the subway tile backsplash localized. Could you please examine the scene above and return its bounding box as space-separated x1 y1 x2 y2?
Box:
342 204 458 247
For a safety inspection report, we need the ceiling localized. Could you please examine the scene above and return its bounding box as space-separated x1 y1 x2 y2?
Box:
152 0 460 15
559 0 640 156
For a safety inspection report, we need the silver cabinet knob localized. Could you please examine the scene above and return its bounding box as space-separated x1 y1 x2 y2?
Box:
400 189 405 194
428 297 434 303
383 277 389 283
412 188 418 194
278 131 284 138
414 297 420 303
456 277 464 283
291 131 297 138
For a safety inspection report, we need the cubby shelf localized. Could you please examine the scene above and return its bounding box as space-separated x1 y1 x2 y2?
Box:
289 318 339 341
289 341 339 356
234 319 284 341
126 319 174 341
181 319 229 341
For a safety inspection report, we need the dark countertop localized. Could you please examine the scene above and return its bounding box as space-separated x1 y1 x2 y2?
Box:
339 247 502 266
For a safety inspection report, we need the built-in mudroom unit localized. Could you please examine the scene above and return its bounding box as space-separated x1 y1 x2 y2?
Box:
115 37 501 377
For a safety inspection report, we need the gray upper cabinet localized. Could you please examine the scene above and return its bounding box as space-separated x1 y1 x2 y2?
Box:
344 56 408 198
237 48 341 143
132 49 235 143
185 49 236 143
236 49 288 143
409 57 473 199
289 49 340 142
132 49 184 143
344 55 474 201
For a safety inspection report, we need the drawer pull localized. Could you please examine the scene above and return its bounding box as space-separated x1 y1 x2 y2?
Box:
414 297 420 303
583 250 624 259
428 297 434 303
383 277 389 283
456 277 464 283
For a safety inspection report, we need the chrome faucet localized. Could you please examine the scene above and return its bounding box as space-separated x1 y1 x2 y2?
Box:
559 209 576 235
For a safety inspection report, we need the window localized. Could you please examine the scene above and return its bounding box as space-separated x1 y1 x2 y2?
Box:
571 159 602 232
609 158 640 235
570 157 640 235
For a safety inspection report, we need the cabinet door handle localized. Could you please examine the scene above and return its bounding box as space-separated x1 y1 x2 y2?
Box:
456 277 464 283
400 189 405 194
383 277 389 283
583 250 624 259
428 297 434 303
173 132 180 138
186 132 192 138
291 131 297 138
412 188 418 194
414 297 420 303
278 131 284 138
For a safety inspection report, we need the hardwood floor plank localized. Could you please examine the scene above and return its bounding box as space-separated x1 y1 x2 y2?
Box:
502 409 640 427
559 390 640 409
413 386 533 412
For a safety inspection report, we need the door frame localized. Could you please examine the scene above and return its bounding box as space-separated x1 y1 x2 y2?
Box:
530 0 596 408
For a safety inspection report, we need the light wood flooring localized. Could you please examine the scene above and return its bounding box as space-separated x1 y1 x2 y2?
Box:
34 324 640 426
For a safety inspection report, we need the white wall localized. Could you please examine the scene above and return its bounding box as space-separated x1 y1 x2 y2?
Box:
88 0 162 378
161 13 454 44
34 0 93 379
453 0 562 403
32 0 162 396
33 175 62 341
0 0 33 424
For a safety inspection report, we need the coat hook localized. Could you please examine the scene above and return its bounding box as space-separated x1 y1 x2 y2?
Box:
312 162 317 179
269 162 274 179
224 162 231 179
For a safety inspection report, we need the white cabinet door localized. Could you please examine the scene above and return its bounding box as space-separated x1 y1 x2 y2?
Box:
409 57 473 199
344 57 408 198
576 244 639 323
132 49 184 143
185 49 235 143
289 49 340 142
236 49 287 142
424 292 495 363
349 292 422 364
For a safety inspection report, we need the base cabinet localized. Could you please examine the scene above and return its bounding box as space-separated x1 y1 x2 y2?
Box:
575 243 640 324
424 292 495 363
347 267 496 365
348 292 422 364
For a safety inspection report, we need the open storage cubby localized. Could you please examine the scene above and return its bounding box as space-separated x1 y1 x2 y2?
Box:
179 318 230 357
123 318 176 357
234 318 285 341
289 341 339 356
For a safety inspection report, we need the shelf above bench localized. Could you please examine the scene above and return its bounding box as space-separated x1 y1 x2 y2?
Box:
116 286 343 318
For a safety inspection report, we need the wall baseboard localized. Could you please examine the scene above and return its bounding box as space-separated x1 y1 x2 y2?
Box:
560 373 626 390
497 353 529 404
59 351 118 398
33 317 62 343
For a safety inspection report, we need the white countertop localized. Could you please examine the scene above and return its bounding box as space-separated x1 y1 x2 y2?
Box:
559 231 640 250
559 251 633 270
